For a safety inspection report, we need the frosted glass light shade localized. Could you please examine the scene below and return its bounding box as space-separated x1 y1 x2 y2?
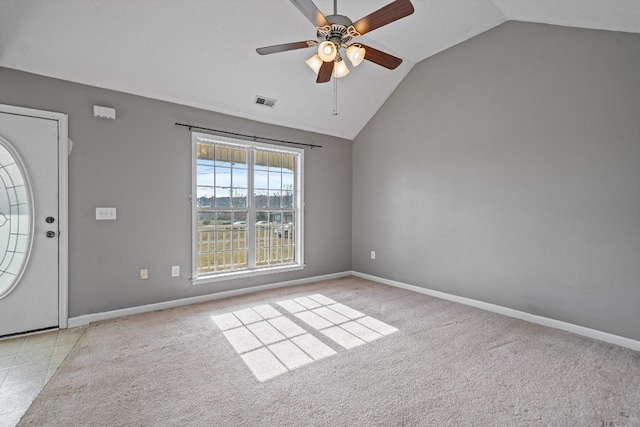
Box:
318 41 337 62
334 59 349 78
305 54 322 74
346 45 365 67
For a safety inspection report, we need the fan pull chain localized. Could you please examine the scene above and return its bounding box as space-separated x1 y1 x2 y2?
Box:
332 75 339 116
332 0 339 115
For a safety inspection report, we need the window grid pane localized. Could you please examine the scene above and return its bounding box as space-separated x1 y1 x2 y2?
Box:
195 139 300 278
253 210 296 268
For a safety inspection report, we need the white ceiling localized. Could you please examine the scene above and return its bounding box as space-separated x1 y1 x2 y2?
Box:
1 0 638 140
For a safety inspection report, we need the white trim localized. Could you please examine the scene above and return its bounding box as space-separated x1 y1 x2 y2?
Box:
67 271 351 327
192 264 304 284
351 271 640 352
57 114 69 329
0 104 67 121
0 104 69 330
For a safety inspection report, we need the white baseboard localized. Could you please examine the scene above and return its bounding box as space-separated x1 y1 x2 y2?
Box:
67 271 351 328
352 271 640 352
67 269 640 353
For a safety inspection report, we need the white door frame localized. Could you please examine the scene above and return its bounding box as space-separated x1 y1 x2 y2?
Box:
0 103 69 329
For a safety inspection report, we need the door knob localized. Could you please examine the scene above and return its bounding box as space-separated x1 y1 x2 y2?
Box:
46 231 56 238
46 216 55 224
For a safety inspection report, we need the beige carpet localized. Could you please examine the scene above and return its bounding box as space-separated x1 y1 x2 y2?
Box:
18 277 640 426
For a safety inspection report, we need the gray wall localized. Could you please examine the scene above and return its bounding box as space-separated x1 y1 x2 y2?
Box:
353 22 640 340
0 67 352 317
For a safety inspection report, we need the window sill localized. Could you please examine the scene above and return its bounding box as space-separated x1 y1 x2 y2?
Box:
191 264 305 285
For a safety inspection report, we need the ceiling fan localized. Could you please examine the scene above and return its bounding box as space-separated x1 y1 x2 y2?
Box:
256 0 414 83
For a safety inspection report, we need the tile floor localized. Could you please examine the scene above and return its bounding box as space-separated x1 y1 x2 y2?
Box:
0 328 85 427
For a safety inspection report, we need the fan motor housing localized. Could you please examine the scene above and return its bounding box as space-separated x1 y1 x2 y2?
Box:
318 14 353 45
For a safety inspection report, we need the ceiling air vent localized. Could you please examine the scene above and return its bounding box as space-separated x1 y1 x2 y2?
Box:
254 95 276 108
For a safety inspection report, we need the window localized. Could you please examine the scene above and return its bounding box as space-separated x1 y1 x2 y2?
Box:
0 137 33 299
192 132 304 283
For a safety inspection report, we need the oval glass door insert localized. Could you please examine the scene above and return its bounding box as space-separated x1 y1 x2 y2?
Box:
0 136 34 300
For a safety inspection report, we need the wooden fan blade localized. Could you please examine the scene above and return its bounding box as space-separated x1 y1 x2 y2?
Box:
290 0 329 27
352 0 414 36
359 44 403 69
316 61 334 83
256 41 315 55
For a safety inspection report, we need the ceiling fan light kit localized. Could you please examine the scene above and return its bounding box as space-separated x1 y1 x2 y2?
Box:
305 54 323 74
257 0 414 84
346 44 365 67
318 40 337 62
333 56 350 78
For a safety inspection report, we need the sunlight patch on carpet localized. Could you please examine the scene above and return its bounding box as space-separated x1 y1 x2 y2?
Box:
212 294 397 382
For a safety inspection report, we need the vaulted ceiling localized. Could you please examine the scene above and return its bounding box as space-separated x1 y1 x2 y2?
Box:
1 0 638 139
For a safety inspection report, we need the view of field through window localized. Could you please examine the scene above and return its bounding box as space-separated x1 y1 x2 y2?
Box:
196 139 299 276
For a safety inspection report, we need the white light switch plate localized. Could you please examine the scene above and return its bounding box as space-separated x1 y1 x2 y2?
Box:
96 207 116 220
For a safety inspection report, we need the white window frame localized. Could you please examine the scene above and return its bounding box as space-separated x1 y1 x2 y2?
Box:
191 132 304 284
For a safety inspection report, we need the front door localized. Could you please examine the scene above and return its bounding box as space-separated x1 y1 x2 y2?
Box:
0 107 63 337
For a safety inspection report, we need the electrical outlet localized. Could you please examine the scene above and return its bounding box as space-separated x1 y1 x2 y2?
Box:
96 207 117 220
371 251 376 260
140 269 148 280
171 266 180 277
